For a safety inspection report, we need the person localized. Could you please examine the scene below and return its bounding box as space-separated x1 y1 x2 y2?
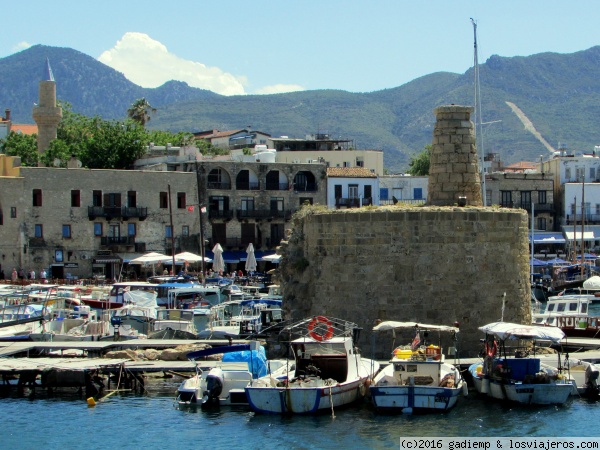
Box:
163 268 168 275
18 268 24 280
11 268 18 282
40 269 47 280
237 269 243 277
30 269 36 280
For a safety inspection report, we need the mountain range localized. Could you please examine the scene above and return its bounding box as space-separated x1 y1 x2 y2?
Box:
2 44 600 172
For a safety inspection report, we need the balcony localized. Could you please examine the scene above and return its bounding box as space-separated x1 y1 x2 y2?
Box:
501 202 554 213
88 206 148 221
100 236 135 247
28 237 47 248
209 209 234 220
336 197 373 208
207 181 231 190
266 182 290 191
236 209 292 221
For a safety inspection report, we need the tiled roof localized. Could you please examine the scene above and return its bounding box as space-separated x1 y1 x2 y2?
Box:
326 167 377 178
11 124 38 135
203 129 246 139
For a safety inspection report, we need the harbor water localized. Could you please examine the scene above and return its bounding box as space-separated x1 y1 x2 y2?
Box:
1 378 598 449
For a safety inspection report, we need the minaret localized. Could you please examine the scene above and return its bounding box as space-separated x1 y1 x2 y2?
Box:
32 58 62 154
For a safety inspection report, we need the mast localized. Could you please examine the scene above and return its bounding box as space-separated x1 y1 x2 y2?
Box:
581 178 586 277
471 18 486 206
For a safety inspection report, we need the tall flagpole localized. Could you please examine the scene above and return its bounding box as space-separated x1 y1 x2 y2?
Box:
471 18 486 206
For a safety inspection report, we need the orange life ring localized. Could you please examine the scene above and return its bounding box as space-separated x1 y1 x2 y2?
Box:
308 316 334 341
485 340 498 358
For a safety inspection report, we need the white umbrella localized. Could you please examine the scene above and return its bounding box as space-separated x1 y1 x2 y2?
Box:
175 251 212 263
245 243 257 273
212 243 225 273
129 252 171 264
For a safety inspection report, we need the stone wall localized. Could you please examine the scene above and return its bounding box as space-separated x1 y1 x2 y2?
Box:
278 205 531 358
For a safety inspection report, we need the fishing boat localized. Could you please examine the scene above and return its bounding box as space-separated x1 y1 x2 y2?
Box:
469 322 575 405
244 316 379 414
531 294 600 338
369 321 467 414
177 342 280 406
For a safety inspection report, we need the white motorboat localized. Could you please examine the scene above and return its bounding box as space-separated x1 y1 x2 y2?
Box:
369 321 467 414
470 322 575 405
244 316 379 414
177 342 286 406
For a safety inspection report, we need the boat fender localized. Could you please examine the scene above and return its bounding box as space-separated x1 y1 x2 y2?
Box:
308 316 334 341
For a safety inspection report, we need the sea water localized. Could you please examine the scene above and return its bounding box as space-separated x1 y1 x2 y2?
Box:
1 378 598 450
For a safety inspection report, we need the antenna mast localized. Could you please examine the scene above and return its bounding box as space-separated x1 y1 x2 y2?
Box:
471 18 486 206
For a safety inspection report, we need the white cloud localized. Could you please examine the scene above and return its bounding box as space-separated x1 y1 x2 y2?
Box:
13 41 32 52
253 84 306 95
98 32 246 96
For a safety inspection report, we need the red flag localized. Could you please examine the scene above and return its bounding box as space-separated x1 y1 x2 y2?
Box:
187 205 194 212
410 331 421 350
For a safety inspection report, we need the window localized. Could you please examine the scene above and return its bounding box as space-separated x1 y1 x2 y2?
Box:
165 225 173 238
127 191 137 208
92 190 102 207
33 189 42 207
177 192 186 209
380 188 389 201
160 192 168 209
364 185 372 200
182 225 189 237
538 191 547 205
565 168 571 180
348 185 359 198
356 157 364 167
241 197 255 211
62 225 71 239
486 190 492 206
0 210 3 226
413 188 423 200
128 223 136 237
71 190 81 207
576 167 585 181
105 193 121 207
94 222 103 236
34 224 43 238
270 197 284 212
521 191 531 207
501 191 512 207
10 207 16 218
591 167 596 181
334 185 342 199
537 217 547 231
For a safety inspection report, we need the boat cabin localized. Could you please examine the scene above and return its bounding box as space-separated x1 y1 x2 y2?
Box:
292 337 352 383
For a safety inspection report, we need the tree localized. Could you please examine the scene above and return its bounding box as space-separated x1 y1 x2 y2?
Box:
127 98 157 127
0 131 38 166
407 145 431 176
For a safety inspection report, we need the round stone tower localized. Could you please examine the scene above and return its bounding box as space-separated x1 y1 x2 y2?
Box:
427 105 482 206
32 59 62 154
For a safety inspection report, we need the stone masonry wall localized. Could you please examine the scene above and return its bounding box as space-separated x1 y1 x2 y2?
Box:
278 206 531 358
428 105 482 206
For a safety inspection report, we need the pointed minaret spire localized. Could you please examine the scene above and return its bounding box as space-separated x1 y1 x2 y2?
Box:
43 58 55 82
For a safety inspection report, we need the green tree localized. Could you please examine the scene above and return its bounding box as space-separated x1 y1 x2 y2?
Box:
407 145 431 176
0 131 38 166
146 129 196 147
127 98 157 127
40 139 72 168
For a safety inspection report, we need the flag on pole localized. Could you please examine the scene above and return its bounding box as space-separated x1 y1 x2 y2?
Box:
410 331 421 350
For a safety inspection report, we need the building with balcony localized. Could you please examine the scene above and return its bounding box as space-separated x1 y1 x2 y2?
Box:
379 174 428 205
326 167 379 209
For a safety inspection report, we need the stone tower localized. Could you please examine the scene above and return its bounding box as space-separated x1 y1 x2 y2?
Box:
32 58 62 154
427 105 483 206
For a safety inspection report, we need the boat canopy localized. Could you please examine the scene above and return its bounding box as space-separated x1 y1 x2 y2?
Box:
373 321 459 333
479 321 564 343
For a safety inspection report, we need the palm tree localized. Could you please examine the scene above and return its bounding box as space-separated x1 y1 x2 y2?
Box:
127 98 157 127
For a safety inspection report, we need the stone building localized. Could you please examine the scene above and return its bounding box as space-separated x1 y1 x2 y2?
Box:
0 158 199 280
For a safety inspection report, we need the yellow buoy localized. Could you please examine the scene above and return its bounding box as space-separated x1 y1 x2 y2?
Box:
86 397 97 407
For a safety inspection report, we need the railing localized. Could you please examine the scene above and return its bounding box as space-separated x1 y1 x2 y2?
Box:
235 182 260 191
336 197 373 208
293 183 317 192
100 236 135 246
265 182 290 191
515 202 554 212
88 206 148 220
207 181 231 190
209 209 234 220
237 209 293 220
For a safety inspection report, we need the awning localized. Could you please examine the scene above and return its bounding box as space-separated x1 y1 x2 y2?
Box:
564 231 595 242
222 251 240 264
93 255 122 264
528 232 566 244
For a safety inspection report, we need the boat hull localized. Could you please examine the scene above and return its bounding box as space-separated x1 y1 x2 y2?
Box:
370 384 462 412
245 377 366 414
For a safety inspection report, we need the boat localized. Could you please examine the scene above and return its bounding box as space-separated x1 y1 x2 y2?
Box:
177 342 273 406
369 321 467 414
244 316 380 414
531 294 600 338
94 281 159 310
469 322 575 405
198 298 283 339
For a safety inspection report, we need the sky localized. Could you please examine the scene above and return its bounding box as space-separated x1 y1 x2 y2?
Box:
3 1 600 96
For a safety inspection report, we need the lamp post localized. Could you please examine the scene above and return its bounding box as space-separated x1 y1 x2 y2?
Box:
195 161 207 285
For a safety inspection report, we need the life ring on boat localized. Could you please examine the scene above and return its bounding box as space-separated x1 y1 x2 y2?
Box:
485 340 497 358
308 316 334 341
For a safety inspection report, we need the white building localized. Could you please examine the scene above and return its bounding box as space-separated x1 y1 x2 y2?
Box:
326 167 379 209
